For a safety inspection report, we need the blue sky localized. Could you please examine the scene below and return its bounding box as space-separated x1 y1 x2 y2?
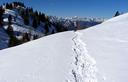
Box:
0 0 128 18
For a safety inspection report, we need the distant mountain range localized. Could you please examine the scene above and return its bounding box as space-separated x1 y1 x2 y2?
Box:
0 2 105 50
49 16 105 30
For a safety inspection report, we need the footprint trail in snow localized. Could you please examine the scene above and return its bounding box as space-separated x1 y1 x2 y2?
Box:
69 31 98 82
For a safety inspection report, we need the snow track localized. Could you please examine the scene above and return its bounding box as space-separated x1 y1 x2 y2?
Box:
71 31 97 82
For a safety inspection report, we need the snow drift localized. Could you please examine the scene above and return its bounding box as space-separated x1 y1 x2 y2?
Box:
0 13 128 82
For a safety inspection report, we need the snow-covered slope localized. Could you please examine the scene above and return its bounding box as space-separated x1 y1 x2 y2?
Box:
80 13 128 82
3 9 44 37
0 5 57 49
0 13 128 82
0 31 75 82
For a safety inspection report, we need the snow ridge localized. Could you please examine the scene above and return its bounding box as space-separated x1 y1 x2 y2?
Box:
71 31 97 82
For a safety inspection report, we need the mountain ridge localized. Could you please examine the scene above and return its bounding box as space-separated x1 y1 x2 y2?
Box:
0 1 104 50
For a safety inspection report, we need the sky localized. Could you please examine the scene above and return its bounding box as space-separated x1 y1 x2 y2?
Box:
0 0 128 18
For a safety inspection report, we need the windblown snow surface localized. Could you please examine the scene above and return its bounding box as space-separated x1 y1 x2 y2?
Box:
0 13 128 82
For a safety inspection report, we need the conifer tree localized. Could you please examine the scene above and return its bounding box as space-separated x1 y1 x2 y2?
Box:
40 13 46 22
33 35 38 40
114 11 120 17
6 25 13 36
8 15 12 25
24 15 29 25
32 16 38 28
0 7 4 27
44 22 49 34
6 25 20 47
22 33 30 42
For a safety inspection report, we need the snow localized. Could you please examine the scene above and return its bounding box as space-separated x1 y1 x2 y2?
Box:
80 13 128 82
0 31 75 82
3 9 44 38
0 30 96 82
71 32 97 82
0 12 128 82
4 9 17 17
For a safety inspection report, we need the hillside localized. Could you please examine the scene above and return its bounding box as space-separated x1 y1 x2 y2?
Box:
0 2 57 50
80 13 128 82
0 12 128 82
0 2 104 50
